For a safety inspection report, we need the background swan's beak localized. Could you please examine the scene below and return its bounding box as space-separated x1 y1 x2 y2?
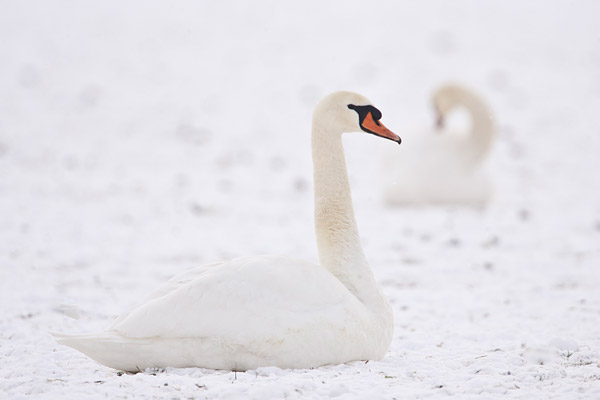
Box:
434 103 445 129
361 112 402 144
436 114 445 129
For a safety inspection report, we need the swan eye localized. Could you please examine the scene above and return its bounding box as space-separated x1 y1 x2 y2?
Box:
347 104 383 129
347 104 383 123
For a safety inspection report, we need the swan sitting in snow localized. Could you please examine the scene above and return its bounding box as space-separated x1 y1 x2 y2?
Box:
58 91 400 372
384 83 495 206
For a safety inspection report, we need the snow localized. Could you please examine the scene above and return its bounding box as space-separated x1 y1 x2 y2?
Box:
1 0 599 398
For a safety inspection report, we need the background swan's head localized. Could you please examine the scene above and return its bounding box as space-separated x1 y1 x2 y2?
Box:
313 91 401 144
433 84 469 114
432 84 478 127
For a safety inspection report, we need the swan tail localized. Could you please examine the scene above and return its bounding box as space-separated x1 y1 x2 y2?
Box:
56 332 157 372
56 333 231 371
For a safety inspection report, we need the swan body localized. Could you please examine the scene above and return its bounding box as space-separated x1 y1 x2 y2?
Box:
384 84 495 206
58 91 400 372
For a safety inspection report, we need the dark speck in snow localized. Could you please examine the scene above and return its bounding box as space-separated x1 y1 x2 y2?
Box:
518 209 531 221
190 202 206 216
293 177 309 192
447 238 461 247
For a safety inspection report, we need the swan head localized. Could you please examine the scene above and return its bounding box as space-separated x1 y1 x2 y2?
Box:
313 91 401 144
432 84 472 128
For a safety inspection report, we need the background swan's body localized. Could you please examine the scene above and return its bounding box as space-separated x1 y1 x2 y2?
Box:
58 91 398 372
384 84 495 206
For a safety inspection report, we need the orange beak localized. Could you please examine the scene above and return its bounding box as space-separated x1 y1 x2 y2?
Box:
361 112 401 144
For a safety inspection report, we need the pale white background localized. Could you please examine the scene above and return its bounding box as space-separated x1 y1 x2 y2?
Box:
1 1 599 398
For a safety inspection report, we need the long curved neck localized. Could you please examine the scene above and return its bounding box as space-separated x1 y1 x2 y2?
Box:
311 120 385 310
455 90 495 163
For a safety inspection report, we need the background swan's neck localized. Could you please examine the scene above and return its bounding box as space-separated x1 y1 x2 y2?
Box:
454 90 495 163
311 122 385 310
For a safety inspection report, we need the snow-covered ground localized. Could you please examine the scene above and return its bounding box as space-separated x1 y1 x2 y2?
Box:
1 1 599 398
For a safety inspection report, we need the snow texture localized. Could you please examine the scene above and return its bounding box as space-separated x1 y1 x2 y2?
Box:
1 0 599 399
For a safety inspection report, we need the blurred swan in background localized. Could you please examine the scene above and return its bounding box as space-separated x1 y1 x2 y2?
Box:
57 91 399 372
384 83 496 206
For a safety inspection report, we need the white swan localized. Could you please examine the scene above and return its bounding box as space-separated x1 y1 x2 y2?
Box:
384 83 496 206
58 91 400 372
